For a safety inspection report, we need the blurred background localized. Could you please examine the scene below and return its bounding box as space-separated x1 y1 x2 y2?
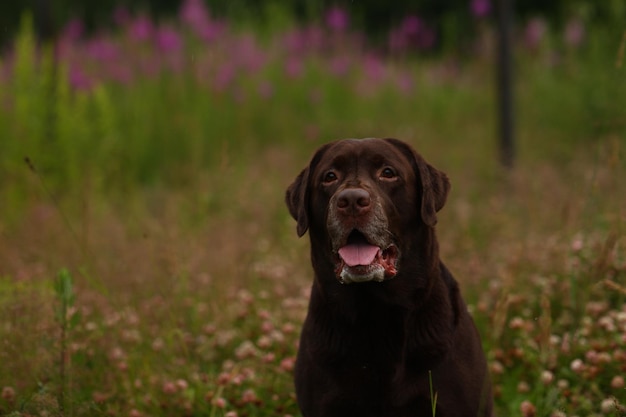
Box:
1 0 624 189
1 0 624 47
1 1 625 416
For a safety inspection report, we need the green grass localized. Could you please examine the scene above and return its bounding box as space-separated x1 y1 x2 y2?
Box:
0 19 625 417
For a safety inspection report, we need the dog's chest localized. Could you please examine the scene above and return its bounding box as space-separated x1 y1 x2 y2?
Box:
335 306 405 366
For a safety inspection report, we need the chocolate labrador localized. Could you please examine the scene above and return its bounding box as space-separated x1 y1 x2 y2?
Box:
286 138 493 417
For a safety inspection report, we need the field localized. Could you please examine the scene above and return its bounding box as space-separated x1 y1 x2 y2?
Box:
1 4 625 417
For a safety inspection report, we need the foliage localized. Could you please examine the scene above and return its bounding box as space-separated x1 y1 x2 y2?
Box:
0 2 625 417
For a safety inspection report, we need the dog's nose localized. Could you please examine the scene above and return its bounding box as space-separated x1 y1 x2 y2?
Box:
337 188 371 216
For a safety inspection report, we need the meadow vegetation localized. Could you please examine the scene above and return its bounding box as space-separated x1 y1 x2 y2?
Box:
0 2 625 416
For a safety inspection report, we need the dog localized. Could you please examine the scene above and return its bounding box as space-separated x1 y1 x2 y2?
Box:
285 138 493 417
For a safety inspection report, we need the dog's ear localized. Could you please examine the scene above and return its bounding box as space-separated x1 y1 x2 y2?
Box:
385 138 450 227
286 166 310 237
416 156 450 227
286 144 332 237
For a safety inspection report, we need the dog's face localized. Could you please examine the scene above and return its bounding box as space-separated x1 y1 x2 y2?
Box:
286 138 450 284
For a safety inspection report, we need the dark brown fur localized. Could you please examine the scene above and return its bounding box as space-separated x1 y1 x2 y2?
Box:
286 138 493 417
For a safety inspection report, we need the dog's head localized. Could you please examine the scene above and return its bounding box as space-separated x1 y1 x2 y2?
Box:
286 138 450 284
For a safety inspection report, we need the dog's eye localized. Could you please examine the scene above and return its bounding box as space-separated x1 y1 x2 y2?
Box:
323 171 338 184
380 167 397 179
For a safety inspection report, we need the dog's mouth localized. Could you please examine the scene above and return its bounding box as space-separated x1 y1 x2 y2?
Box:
334 230 399 284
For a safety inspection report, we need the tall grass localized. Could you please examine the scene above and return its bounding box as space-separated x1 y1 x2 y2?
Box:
0 4 625 417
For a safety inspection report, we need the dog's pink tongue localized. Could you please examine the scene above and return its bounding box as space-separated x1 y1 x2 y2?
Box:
338 243 380 267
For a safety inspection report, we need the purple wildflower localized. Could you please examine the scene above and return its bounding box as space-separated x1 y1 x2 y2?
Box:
415 25 436 50
283 29 306 54
69 65 92 91
180 0 212 37
524 18 547 50
395 72 414 95
325 6 349 31
388 15 436 53
214 63 236 92
304 25 325 51
86 36 119 62
198 20 227 43
60 18 84 42
137 54 162 78
363 55 385 82
471 0 491 18
564 18 585 47
236 35 266 73
284 57 303 79
113 6 131 27
155 25 182 53
401 15 421 36
106 62 133 85
388 29 408 53
129 14 154 42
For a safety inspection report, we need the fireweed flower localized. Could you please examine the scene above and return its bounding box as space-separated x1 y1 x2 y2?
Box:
214 63 237 92
471 0 491 18
283 29 306 54
304 25 325 51
564 18 585 47
155 25 182 53
86 37 119 62
363 55 385 83
155 25 184 73
60 18 84 42
401 15 421 36
329 56 350 76
284 57 303 79
129 14 154 42
388 15 436 53
524 18 547 50
395 73 414 95
199 20 227 43
113 6 131 26
68 66 92 90
325 7 349 32
180 0 211 36
402 17 436 50
235 35 266 73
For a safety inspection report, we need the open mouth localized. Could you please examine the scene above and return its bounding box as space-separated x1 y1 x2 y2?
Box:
334 230 399 284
